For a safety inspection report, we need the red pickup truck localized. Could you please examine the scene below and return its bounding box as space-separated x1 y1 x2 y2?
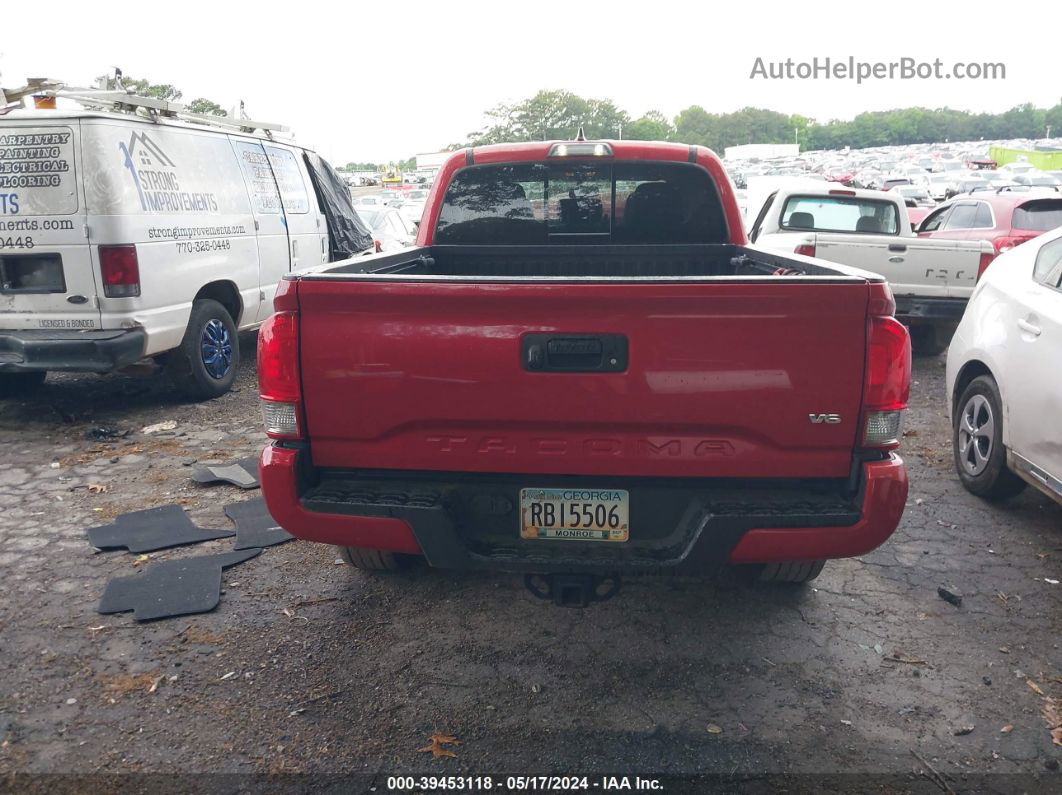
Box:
258 139 911 606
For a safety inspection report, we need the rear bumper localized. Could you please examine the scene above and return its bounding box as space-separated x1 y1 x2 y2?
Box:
894 296 967 324
260 445 909 572
0 328 147 373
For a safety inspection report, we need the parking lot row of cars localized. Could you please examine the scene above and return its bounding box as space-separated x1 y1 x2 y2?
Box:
351 188 429 251
728 140 1062 511
727 137 1062 194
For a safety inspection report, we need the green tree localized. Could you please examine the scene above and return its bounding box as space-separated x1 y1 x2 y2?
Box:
97 74 182 101
96 74 227 117
433 92 1062 159
464 90 628 145
187 98 226 116
1046 102 1062 137
790 114 812 150
997 103 1046 139
672 105 717 149
624 110 674 141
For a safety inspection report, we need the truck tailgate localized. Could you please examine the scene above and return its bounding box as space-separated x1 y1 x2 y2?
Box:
813 234 988 299
297 279 870 479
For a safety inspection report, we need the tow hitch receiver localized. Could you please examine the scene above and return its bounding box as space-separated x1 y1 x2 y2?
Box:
524 574 622 608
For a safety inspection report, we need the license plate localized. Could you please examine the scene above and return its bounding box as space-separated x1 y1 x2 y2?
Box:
519 488 629 542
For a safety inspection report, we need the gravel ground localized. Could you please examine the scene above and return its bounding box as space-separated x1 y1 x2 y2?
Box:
0 347 1059 792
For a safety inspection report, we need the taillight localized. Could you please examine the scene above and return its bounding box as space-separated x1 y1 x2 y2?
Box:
862 312 911 449
993 234 1035 254
977 250 996 280
257 311 301 439
794 242 816 258
98 245 140 297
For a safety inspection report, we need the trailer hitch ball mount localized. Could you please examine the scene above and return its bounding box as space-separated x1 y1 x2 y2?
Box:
524 573 622 607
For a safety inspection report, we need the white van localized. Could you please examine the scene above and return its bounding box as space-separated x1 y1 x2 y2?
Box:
0 92 371 398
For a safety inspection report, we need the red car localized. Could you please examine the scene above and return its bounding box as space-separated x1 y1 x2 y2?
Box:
907 206 931 228
917 190 1062 275
258 139 911 605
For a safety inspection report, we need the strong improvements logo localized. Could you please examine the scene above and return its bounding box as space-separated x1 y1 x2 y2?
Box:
119 132 219 213
750 57 1006 84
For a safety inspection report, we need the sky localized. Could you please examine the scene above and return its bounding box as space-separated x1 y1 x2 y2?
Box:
2 0 1058 164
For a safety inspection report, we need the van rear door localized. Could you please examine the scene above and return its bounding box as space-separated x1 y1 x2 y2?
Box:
230 137 292 321
263 142 327 275
0 120 98 330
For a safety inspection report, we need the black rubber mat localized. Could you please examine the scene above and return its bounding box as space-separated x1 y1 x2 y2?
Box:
191 456 260 489
97 549 261 621
224 497 294 550
87 505 234 553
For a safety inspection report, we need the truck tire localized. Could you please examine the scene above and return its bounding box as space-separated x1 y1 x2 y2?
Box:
169 299 239 400
337 545 406 571
0 371 46 398
953 375 1025 500
909 325 947 356
757 560 825 583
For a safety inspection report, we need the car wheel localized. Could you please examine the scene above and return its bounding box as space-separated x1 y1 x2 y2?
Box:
757 560 825 584
909 325 948 356
953 375 1026 500
0 371 46 398
169 299 239 400
337 545 406 571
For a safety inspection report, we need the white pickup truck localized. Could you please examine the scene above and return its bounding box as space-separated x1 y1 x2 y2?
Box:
747 184 995 354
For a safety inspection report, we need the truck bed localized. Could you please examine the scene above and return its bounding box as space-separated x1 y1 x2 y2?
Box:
326 244 857 280
294 245 876 480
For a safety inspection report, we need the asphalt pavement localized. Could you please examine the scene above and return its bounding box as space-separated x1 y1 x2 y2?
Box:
0 347 1059 792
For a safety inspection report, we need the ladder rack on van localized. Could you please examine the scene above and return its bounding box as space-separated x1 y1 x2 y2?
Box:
52 88 290 137
1 78 289 138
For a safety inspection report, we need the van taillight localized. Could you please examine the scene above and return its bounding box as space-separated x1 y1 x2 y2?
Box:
794 243 816 258
98 245 140 297
258 311 302 439
862 314 911 449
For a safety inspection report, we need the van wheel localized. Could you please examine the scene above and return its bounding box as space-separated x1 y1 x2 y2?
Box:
0 371 46 398
910 325 948 356
169 299 239 400
757 560 825 584
337 545 406 571
953 375 1026 500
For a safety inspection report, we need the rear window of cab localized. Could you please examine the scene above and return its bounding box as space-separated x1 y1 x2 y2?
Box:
1013 199 1062 231
434 161 728 245
781 195 900 235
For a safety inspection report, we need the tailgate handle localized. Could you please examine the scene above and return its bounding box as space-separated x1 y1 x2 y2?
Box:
888 244 907 252
548 338 601 357
523 334 627 373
